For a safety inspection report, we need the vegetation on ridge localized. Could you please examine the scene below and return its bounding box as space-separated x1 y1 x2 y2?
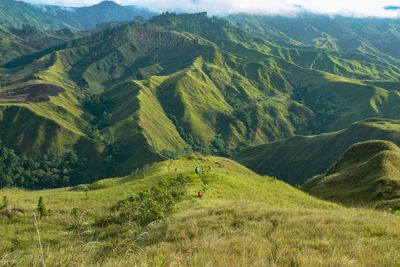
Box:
235 118 400 185
1 157 400 266
303 140 400 209
4 12 400 181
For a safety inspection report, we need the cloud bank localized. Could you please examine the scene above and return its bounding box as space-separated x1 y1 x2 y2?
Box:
26 0 400 17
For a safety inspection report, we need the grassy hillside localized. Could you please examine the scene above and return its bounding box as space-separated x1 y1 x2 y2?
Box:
0 25 84 65
1 156 400 266
228 14 400 61
235 118 400 185
303 141 400 209
3 13 400 183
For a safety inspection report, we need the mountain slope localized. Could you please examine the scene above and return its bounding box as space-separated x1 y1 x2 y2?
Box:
228 14 400 61
303 140 400 209
2 13 400 181
1 157 400 266
0 25 84 65
0 0 155 29
234 118 400 185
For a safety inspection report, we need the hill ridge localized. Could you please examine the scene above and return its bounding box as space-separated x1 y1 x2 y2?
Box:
303 140 400 209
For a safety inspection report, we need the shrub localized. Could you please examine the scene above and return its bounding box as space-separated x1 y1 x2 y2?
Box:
96 174 191 227
388 208 400 216
1 196 8 209
37 197 48 219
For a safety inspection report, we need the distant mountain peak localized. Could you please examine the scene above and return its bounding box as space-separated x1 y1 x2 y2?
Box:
94 1 121 7
0 0 156 29
384 6 400 11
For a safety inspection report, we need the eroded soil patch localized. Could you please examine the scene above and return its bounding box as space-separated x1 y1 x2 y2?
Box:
0 84 65 103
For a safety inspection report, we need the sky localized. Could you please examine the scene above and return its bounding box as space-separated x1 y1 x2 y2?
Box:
25 0 400 17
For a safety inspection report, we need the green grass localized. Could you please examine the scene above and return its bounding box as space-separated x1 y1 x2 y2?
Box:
3 13 400 180
303 140 400 209
235 118 400 185
1 156 400 266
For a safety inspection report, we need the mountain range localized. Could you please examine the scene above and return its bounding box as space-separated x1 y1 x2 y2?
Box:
1 0 400 195
2 1 400 265
0 0 155 29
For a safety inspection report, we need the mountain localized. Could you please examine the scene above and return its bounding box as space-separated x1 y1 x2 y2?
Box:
0 24 85 65
0 0 156 64
2 156 400 266
234 118 400 185
0 0 156 29
228 14 400 60
36 1 156 29
2 9 400 267
2 12 400 184
303 140 400 209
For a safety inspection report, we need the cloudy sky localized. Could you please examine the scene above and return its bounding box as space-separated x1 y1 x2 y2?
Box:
25 0 400 17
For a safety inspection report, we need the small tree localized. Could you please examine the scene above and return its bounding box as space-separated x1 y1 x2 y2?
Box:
84 187 89 200
1 196 8 209
37 196 48 218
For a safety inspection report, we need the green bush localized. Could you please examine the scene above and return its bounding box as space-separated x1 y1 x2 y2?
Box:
37 196 48 219
1 196 8 209
388 208 400 216
96 174 191 227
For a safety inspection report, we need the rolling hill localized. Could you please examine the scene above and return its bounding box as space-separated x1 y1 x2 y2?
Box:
2 7 400 267
234 118 400 185
303 140 400 209
2 12 400 184
1 156 400 266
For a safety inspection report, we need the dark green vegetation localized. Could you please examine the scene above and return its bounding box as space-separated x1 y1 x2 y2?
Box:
95 174 191 228
1 5 400 265
303 140 400 209
0 0 156 65
3 11 400 187
36 196 48 218
0 140 90 188
235 118 400 185
0 24 84 65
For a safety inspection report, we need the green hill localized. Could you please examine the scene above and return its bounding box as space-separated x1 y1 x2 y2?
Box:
1 156 400 266
2 13 400 184
0 25 84 65
303 140 400 209
228 14 400 61
234 118 400 185
2 10 400 266
0 0 155 64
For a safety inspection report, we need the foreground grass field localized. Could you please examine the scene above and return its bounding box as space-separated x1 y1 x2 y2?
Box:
1 156 400 266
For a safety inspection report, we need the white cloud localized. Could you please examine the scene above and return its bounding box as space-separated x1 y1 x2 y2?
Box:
25 0 400 17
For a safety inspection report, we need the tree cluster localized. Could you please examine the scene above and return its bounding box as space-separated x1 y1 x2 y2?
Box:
0 140 88 189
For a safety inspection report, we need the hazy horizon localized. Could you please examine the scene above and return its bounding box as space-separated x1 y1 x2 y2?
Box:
22 0 400 18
